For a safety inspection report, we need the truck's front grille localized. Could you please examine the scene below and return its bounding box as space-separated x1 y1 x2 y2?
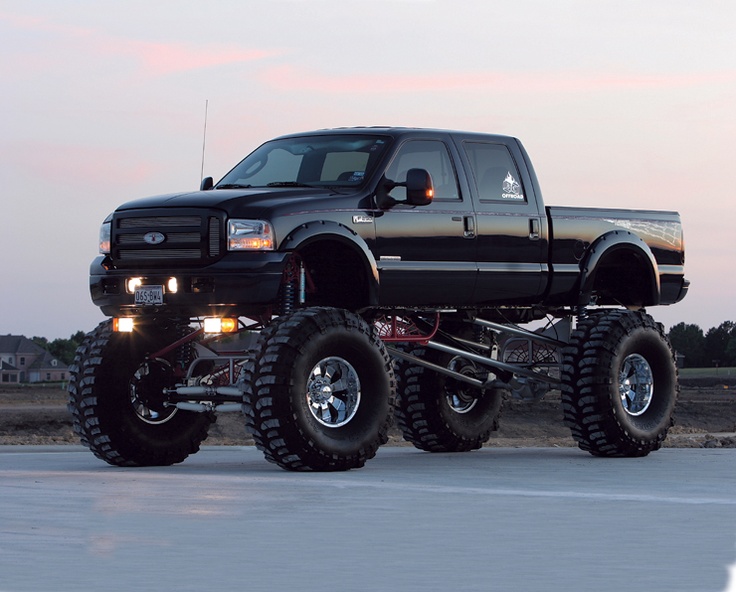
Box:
111 211 223 267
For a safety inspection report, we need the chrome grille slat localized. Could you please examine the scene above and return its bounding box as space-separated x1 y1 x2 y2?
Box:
209 217 220 257
118 233 201 245
119 249 202 260
119 216 200 228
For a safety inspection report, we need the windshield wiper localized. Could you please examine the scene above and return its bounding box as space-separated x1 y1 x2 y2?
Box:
216 183 253 189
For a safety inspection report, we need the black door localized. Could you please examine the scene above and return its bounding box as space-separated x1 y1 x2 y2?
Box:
459 139 547 304
373 138 477 306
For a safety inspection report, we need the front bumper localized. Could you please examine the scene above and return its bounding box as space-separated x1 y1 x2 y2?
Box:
89 252 289 318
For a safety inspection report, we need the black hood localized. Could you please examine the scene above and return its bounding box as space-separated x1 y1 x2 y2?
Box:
115 187 359 218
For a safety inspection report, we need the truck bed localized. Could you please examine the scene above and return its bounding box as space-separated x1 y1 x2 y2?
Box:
545 205 687 306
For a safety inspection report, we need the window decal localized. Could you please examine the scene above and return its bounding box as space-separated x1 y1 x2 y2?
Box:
502 172 524 200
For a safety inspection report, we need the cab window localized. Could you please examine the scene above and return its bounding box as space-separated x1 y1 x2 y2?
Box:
385 140 460 201
464 142 526 203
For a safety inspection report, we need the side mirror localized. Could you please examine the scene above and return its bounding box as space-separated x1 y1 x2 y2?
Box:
200 176 213 191
405 168 434 206
376 168 435 209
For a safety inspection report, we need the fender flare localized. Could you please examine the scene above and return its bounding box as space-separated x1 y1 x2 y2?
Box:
280 220 380 305
578 230 660 306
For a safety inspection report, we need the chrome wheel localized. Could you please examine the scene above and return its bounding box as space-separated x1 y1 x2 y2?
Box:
445 357 480 414
130 358 178 425
306 356 361 428
619 353 654 416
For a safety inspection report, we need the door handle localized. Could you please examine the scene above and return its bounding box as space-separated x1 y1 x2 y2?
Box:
529 218 540 240
464 216 475 238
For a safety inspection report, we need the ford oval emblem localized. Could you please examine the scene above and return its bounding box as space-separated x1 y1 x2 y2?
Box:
144 231 166 245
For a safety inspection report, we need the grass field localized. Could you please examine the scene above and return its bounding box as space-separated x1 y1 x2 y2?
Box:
679 367 736 378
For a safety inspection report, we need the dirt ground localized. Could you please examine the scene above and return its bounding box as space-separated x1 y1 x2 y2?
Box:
1 379 734 449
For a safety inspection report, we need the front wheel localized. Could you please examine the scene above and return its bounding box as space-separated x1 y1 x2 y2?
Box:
67 320 213 466
243 307 395 471
560 310 678 457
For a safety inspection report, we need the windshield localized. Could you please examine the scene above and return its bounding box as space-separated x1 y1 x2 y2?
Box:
217 134 391 189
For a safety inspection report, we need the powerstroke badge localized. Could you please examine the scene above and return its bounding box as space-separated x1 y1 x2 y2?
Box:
352 215 373 224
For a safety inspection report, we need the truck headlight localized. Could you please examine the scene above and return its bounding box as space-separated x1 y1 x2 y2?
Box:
99 215 112 254
227 219 274 251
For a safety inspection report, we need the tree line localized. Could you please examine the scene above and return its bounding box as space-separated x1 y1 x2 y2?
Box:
667 321 736 368
32 332 86 366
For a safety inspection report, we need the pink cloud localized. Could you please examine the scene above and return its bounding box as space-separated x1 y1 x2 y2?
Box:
0 11 280 76
258 64 734 95
107 38 277 76
0 11 68 32
258 65 503 93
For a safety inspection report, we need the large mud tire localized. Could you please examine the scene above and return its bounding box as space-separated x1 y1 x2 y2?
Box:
243 307 395 471
561 310 678 457
394 343 503 452
67 320 213 467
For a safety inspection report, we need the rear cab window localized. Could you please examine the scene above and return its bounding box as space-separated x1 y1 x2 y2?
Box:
463 142 526 203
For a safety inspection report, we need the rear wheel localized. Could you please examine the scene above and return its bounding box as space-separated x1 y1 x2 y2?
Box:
394 340 504 452
67 320 213 466
243 307 395 471
560 310 678 457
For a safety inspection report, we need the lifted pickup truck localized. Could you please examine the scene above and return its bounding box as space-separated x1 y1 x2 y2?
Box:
68 127 688 471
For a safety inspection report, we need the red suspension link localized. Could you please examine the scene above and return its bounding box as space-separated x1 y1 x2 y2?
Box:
374 312 440 344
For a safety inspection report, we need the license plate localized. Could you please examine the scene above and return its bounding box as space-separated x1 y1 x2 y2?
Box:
134 285 164 305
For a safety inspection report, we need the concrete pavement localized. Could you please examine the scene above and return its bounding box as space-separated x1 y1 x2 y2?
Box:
1 445 735 592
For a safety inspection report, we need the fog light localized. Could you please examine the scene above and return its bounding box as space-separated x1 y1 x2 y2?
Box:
126 277 143 294
167 277 178 293
203 317 238 334
113 318 134 332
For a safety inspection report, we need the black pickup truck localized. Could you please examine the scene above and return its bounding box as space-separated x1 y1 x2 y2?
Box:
69 127 688 471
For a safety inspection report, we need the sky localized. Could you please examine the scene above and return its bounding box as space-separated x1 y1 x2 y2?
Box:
1 0 735 339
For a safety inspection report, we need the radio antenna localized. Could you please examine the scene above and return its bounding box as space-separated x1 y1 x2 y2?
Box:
200 99 209 183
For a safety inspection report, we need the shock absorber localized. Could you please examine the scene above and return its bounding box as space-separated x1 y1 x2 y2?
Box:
280 280 296 315
279 255 300 315
299 262 306 305
472 322 484 346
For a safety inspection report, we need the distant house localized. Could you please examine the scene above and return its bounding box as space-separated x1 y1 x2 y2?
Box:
0 335 69 383
1 359 20 383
